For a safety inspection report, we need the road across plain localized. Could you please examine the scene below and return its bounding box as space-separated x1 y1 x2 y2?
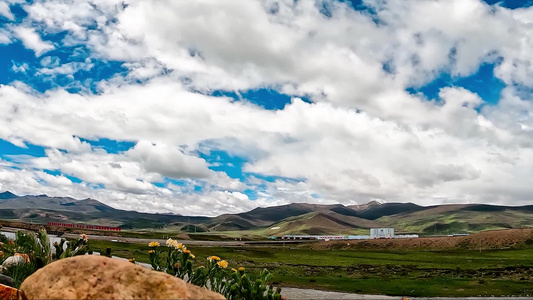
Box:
61 232 311 247
281 288 533 300
2 226 312 247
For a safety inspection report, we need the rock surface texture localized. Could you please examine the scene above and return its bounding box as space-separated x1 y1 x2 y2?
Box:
19 255 225 299
0 283 18 300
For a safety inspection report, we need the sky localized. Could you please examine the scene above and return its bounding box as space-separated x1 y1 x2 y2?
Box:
0 0 533 216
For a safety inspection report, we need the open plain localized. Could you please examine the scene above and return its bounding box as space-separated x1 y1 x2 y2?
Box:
78 228 533 298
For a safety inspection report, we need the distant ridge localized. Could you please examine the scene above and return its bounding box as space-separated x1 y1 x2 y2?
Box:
0 192 531 235
0 191 18 199
354 202 426 220
348 200 384 211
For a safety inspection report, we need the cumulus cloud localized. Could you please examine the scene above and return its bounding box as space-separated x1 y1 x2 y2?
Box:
126 141 211 179
0 0 532 215
0 29 11 45
38 57 94 76
12 27 54 56
0 2 14 21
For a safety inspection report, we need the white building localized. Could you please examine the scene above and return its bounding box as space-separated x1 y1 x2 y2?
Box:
370 228 394 239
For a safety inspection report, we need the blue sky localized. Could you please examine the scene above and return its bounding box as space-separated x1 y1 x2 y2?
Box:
0 0 532 215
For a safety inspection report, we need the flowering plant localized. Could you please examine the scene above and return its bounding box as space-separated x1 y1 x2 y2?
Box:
148 238 282 300
0 229 89 288
53 234 89 259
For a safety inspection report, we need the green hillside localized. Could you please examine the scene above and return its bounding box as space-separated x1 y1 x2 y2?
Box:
378 205 533 234
0 191 532 236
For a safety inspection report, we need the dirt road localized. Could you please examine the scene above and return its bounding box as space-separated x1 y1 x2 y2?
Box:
61 232 309 247
281 288 533 300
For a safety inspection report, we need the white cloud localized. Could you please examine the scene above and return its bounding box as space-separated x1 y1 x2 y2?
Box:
126 141 211 179
36 171 73 187
0 2 14 21
31 149 160 194
0 28 12 45
0 156 266 216
37 60 94 76
2 77 533 213
12 26 54 56
12 62 29 73
0 0 533 214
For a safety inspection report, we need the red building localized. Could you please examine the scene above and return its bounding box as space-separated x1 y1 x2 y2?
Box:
47 222 121 231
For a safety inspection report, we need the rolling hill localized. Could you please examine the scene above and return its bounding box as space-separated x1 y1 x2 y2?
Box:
0 191 209 229
0 191 531 236
378 203 533 234
262 211 382 236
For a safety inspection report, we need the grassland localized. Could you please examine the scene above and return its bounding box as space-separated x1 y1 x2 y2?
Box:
87 239 533 297
378 208 533 235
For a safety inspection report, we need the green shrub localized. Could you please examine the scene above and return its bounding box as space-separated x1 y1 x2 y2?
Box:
0 230 88 288
148 238 282 300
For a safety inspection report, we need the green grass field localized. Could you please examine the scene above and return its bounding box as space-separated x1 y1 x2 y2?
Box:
87 240 533 297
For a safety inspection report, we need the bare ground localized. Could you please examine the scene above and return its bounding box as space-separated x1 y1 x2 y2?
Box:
309 229 533 250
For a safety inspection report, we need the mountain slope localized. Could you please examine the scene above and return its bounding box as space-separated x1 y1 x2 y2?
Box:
268 210 382 235
378 204 533 234
0 191 209 228
227 203 363 227
0 191 18 200
348 200 383 211
206 215 257 231
0 191 531 235
233 203 319 226
352 202 427 220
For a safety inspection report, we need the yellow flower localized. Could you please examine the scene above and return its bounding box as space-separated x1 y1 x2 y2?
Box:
148 250 155 254
174 262 181 268
238 267 245 271
183 249 190 254
208 256 220 262
128 258 136 263
190 254 195 259
231 268 237 272
148 241 160 247
217 260 228 268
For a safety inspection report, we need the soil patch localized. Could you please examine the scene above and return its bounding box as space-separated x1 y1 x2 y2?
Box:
309 229 533 250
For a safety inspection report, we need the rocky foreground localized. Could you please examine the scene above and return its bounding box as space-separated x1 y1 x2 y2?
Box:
0 256 224 299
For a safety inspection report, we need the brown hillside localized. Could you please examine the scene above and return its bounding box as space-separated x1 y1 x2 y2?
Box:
268 211 381 235
309 228 533 250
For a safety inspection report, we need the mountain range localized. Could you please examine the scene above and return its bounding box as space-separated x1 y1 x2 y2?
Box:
0 191 532 236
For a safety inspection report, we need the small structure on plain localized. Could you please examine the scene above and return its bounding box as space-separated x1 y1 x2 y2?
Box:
370 228 394 239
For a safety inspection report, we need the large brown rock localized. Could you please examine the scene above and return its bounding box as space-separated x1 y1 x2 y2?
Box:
19 255 225 299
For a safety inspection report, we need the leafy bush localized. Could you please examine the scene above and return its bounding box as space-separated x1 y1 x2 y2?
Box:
148 238 282 300
0 230 88 287
53 234 89 259
0 230 283 299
